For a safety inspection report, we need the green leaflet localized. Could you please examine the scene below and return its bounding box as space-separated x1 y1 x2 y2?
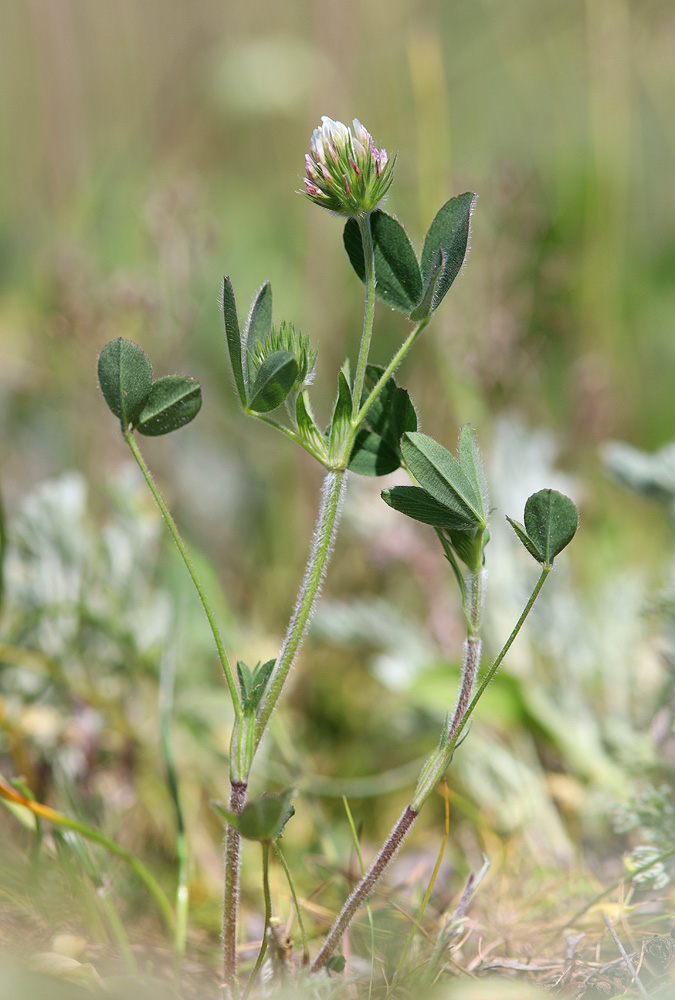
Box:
247 351 298 413
136 376 202 436
222 276 247 406
343 211 423 313
401 432 485 528
98 338 153 429
419 192 476 314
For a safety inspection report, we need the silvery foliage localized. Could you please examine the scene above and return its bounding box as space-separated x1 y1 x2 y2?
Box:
2 471 171 670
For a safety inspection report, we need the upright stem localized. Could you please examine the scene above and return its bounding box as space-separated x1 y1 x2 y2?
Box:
223 780 247 998
351 214 377 417
255 470 347 744
448 566 485 741
311 806 418 973
355 317 428 427
341 317 429 462
220 470 346 990
123 431 241 714
311 565 551 972
447 565 550 755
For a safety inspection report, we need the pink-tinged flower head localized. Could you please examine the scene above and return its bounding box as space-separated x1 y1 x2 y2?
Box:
301 116 396 216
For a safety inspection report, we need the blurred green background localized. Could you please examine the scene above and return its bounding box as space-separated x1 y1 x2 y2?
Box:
1 0 675 980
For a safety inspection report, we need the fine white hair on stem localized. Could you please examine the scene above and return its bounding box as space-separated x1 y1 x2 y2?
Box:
259 470 348 730
278 470 347 666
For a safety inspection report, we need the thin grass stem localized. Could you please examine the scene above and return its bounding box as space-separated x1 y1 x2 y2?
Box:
0 774 175 935
274 842 309 965
243 842 273 999
159 638 189 963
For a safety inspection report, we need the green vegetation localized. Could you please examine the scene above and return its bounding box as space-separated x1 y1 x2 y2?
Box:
1 3 675 998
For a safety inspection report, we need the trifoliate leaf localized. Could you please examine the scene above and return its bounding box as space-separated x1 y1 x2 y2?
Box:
401 432 484 528
523 489 578 564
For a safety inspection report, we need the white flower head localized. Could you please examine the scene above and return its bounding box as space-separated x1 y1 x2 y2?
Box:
302 116 396 216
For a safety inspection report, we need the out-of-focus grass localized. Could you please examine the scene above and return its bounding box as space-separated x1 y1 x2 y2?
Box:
1 0 675 992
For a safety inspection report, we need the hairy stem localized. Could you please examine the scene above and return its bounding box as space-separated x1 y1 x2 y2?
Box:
255 470 347 744
223 780 247 998
124 431 240 714
447 565 550 756
310 805 419 973
448 566 485 741
311 564 553 970
311 568 485 971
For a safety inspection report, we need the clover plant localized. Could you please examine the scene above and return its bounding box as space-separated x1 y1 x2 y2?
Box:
94 116 578 994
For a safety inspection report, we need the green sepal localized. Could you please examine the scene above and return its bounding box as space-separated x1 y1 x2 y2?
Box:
98 337 153 430
401 432 485 528
343 211 423 313
328 371 353 461
348 365 417 476
296 392 328 460
244 281 273 386
381 485 475 530
409 251 445 322
213 788 296 842
247 350 298 413
326 955 346 973
135 375 202 436
222 276 247 407
419 193 476 313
